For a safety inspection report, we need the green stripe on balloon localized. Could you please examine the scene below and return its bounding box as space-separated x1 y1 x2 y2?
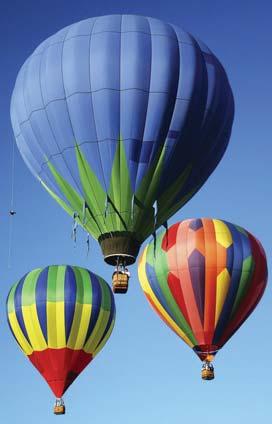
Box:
230 255 255 319
147 232 197 345
22 269 42 307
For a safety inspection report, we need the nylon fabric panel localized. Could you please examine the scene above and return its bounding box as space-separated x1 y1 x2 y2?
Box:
202 219 217 344
175 222 204 343
83 272 102 345
14 275 34 346
138 247 195 347
64 266 77 341
21 269 47 351
213 223 244 342
67 303 92 349
229 228 255 316
7 284 33 353
8 311 33 355
145 237 195 341
47 266 66 348
216 232 267 347
35 267 49 343
83 309 110 354
93 319 115 357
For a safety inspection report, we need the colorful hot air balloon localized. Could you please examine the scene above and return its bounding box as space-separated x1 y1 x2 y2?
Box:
6 265 115 414
138 219 267 380
10 15 234 292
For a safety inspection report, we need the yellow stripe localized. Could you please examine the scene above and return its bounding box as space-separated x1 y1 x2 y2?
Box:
47 301 66 348
93 319 115 358
67 303 92 349
8 312 33 355
138 247 194 348
83 308 110 354
215 268 231 326
213 219 232 248
22 304 47 351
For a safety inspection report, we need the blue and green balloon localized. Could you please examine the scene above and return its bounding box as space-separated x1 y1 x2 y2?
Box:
10 15 234 265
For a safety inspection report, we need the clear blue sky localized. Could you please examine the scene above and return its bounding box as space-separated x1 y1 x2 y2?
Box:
0 1 271 423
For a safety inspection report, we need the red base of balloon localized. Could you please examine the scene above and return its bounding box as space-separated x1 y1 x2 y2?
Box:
193 344 219 361
28 348 93 397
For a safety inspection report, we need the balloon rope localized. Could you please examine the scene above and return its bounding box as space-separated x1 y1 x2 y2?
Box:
8 139 16 268
10 138 15 210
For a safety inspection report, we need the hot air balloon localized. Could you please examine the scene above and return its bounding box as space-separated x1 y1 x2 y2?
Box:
6 265 115 414
10 15 234 293
138 218 267 380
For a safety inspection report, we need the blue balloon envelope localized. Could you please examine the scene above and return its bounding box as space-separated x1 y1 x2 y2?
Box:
10 15 234 266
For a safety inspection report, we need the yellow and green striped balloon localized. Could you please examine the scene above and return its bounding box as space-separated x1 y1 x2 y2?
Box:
7 265 115 398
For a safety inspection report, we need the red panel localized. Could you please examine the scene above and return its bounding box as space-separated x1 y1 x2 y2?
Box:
28 348 93 397
174 221 204 343
167 271 191 327
162 222 179 252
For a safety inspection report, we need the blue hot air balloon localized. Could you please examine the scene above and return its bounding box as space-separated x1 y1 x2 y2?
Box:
10 15 234 289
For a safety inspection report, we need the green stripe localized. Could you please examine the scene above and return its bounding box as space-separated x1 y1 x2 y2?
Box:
147 232 198 345
47 266 66 302
75 144 107 234
108 137 133 232
230 256 255 318
21 269 42 306
72 266 92 304
7 282 19 314
98 277 112 311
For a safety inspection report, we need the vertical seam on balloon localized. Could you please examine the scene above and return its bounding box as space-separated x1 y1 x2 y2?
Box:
20 37 56 193
194 56 232 188
95 283 115 351
73 266 84 350
229 227 249 321
36 27 87 206
15 276 33 347
185 220 197 342
145 23 181 185
172 223 188 339
65 265 76 343
139 22 181 224
82 271 96 348
133 16 152 192
213 219 218 343
60 26 105 235
89 17 115 235
229 225 243 327
20 61 49 180
60 28 89 195
119 15 123 232
154 25 183 193
203 218 208 342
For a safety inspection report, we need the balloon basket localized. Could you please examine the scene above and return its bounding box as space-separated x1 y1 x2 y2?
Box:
201 362 214 381
54 398 65 415
112 272 129 294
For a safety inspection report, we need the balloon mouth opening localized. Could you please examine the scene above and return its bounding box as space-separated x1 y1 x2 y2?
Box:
193 344 219 361
98 232 141 266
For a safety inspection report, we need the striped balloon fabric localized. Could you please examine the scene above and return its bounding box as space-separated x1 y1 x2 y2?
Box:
138 219 267 361
7 265 115 397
